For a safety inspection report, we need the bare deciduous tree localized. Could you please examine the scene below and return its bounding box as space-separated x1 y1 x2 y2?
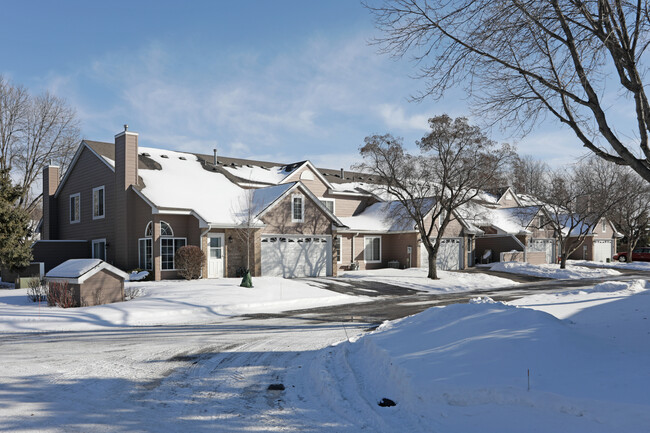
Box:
539 157 626 268
357 115 513 279
607 169 650 262
0 76 79 213
510 154 549 197
367 0 650 182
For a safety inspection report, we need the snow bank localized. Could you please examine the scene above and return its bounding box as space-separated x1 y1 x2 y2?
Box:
340 267 517 293
310 283 650 432
570 259 650 272
489 261 620 279
0 277 369 332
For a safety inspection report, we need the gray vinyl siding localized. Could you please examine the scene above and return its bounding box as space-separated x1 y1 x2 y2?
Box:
56 146 117 264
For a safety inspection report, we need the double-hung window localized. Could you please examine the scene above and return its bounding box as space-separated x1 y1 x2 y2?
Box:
161 238 186 270
364 236 381 263
69 193 80 223
93 186 105 219
320 198 335 214
292 194 304 222
92 239 106 261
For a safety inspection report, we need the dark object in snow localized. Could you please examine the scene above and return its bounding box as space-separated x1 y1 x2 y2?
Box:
240 269 253 288
268 383 285 391
378 398 396 407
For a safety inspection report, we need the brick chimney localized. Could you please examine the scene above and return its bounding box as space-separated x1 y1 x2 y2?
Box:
42 165 60 240
114 125 138 269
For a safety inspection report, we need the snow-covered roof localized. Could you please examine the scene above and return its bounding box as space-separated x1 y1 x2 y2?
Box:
221 163 297 185
135 147 249 225
339 199 436 232
46 259 129 284
458 202 541 235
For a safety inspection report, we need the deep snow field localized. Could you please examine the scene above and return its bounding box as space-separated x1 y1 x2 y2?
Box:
1 271 649 432
0 277 369 332
324 279 650 432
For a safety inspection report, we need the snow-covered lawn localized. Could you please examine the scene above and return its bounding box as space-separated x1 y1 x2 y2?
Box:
570 259 650 272
489 261 621 279
340 267 517 293
312 279 650 432
0 277 368 333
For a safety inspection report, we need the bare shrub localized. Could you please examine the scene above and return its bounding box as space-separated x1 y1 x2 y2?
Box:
125 286 144 301
47 281 75 308
175 246 205 280
27 278 47 302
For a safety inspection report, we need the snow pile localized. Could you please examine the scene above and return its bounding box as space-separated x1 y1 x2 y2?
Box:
570 259 650 272
0 277 369 332
308 282 650 432
490 261 621 279
340 267 516 293
129 270 149 281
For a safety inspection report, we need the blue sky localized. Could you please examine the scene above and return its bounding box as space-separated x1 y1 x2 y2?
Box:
3 0 591 169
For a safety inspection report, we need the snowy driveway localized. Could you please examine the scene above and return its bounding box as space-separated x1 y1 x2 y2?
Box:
1 317 371 432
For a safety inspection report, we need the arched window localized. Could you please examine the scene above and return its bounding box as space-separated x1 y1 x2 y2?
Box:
144 221 173 237
139 220 184 272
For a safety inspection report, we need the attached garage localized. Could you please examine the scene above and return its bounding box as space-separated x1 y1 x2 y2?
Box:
529 239 555 264
420 238 464 270
261 235 332 277
593 240 613 262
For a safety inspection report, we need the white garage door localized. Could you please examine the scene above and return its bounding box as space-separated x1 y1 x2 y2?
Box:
420 238 463 270
529 239 555 264
593 240 613 263
261 235 332 278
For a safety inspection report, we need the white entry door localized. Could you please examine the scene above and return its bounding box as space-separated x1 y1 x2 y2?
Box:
208 234 225 278
261 235 331 278
593 240 613 263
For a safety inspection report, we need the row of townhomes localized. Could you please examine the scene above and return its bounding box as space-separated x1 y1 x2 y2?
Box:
35 127 622 280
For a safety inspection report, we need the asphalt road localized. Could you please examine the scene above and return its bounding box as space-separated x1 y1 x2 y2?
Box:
243 267 650 325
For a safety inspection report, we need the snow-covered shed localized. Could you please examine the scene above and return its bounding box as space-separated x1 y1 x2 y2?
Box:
45 259 128 307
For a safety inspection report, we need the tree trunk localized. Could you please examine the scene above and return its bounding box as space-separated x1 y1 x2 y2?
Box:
627 245 634 263
427 251 438 279
560 253 567 269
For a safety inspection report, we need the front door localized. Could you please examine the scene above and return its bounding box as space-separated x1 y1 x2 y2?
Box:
208 234 225 278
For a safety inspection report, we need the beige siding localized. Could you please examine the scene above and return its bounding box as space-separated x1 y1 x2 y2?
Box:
56 147 116 263
80 271 124 307
261 192 333 235
284 166 329 196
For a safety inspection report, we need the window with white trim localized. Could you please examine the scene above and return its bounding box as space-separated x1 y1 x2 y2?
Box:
161 238 186 270
320 198 335 214
69 193 80 223
92 186 105 219
144 220 173 237
92 239 106 261
364 236 381 263
602 219 607 232
138 238 152 270
292 194 304 222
